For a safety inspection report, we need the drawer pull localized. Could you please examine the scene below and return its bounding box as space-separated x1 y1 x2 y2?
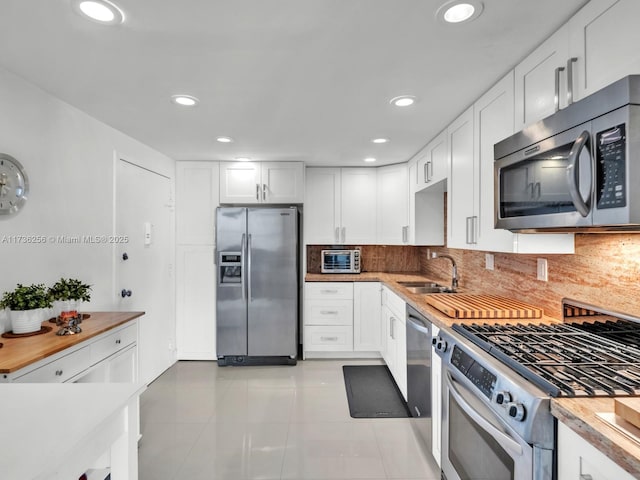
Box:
55 369 63 376
320 289 338 294
320 310 338 315
115 339 121 344
320 336 338 342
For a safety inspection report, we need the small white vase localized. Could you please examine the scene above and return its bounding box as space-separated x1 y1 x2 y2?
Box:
10 308 46 334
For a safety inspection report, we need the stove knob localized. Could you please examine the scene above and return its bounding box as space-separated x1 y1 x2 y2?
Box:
507 403 526 422
494 391 512 405
435 338 448 353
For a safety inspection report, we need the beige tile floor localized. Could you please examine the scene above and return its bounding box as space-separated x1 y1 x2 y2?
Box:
139 359 441 480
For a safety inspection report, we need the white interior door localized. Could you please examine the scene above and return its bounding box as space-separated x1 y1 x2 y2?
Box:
116 158 174 384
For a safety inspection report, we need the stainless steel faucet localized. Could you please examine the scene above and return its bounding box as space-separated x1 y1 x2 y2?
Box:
431 253 458 292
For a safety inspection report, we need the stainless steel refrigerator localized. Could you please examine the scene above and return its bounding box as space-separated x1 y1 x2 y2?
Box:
216 207 298 366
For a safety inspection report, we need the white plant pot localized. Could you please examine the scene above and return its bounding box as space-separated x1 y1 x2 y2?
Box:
10 308 47 334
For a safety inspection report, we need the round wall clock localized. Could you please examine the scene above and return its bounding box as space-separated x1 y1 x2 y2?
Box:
0 153 29 216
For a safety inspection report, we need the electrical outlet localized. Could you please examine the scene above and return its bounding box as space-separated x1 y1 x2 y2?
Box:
537 258 548 281
485 253 494 271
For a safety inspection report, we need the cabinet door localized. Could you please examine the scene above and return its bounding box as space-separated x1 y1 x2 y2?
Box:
557 422 635 480
353 282 381 352
304 168 341 244
176 245 217 360
176 162 220 245
407 158 418 244
569 0 640 101
418 130 448 189
514 26 570 130
376 164 408 245
382 306 397 373
261 162 304 204
447 107 475 249
219 162 261 204
108 344 137 383
474 72 517 252
341 168 377 244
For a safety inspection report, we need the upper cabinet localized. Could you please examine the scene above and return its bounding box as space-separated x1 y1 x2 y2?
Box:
176 161 220 245
515 0 640 130
219 161 304 204
305 167 377 244
448 73 574 253
415 131 448 190
377 163 409 245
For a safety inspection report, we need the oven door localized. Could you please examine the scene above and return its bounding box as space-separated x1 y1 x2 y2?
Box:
441 369 534 480
494 122 594 231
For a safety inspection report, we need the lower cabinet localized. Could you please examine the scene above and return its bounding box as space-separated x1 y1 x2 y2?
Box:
381 285 407 400
557 422 635 480
303 281 381 358
431 324 442 467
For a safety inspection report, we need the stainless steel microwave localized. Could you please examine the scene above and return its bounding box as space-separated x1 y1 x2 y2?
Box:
321 249 361 273
494 75 640 232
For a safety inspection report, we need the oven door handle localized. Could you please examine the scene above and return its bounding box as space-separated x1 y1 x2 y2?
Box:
445 371 523 457
566 130 592 218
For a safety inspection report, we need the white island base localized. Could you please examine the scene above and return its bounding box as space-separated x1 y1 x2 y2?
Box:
0 382 145 480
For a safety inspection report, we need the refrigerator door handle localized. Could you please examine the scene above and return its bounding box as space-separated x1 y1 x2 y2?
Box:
247 233 253 302
241 233 246 301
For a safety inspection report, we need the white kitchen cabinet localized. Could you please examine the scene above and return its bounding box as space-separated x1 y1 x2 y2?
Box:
377 164 409 245
381 285 407 400
416 130 448 190
176 245 217 360
176 161 219 245
408 155 445 247
305 167 377 244
353 282 382 352
220 161 304 204
447 106 475 250
304 282 354 355
568 0 640 101
514 26 570 130
447 74 575 253
557 421 634 480
431 324 442 467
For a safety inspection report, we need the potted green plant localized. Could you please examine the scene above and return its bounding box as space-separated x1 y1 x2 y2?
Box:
0 283 53 334
49 278 92 319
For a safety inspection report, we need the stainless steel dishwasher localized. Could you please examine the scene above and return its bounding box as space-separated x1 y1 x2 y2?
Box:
406 304 432 452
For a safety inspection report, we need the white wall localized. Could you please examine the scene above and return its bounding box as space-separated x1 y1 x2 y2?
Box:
0 66 175 332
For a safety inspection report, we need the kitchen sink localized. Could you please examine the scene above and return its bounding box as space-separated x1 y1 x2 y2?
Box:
397 281 454 294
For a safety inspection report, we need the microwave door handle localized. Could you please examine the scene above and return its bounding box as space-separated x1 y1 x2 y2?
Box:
566 130 592 217
445 371 523 457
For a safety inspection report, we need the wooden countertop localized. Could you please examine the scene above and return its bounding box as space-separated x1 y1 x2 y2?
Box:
306 272 640 474
0 311 144 374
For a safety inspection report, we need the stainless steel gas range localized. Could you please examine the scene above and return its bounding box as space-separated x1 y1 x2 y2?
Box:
433 299 640 480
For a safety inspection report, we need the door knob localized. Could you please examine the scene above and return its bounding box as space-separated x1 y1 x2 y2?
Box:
122 252 129 260
121 289 132 298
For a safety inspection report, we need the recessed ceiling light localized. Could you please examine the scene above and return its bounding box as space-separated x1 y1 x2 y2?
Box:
390 95 417 107
171 95 199 107
436 1 483 24
235 157 251 162
72 0 125 25
364 157 377 163
372 138 390 144
216 136 234 143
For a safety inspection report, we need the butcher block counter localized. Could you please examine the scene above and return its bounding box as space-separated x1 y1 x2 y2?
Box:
0 311 144 377
306 272 640 477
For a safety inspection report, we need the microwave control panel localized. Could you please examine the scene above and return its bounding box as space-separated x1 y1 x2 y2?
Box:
596 124 626 209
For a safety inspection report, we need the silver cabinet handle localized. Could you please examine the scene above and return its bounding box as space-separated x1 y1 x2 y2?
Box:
320 336 338 342
567 57 578 105
580 475 593 480
341 227 346 243
262 183 267 201
335 227 340 243
554 66 565 112
465 216 478 244
255 184 260 201
320 289 338 294
320 310 339 315
402 225 408 243
424 161 433 183
465 216 473 244
390 316 395 340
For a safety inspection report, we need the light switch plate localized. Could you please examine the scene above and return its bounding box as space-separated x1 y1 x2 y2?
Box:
485 253 494 271
537 258 548 281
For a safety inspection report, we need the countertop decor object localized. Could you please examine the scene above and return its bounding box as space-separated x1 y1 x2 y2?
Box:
425 293 543 319
0 153 28 216
0 283 53 334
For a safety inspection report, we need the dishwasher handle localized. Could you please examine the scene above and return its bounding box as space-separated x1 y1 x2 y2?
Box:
407 315 431 336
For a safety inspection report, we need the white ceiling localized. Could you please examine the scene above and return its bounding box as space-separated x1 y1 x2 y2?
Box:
0 0 589 166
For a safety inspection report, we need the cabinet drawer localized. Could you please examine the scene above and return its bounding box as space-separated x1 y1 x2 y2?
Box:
14 346 92 383
382 286 405 319
91 324 137 364
304 326 353 351
304 299 353 326
305 282 353 300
